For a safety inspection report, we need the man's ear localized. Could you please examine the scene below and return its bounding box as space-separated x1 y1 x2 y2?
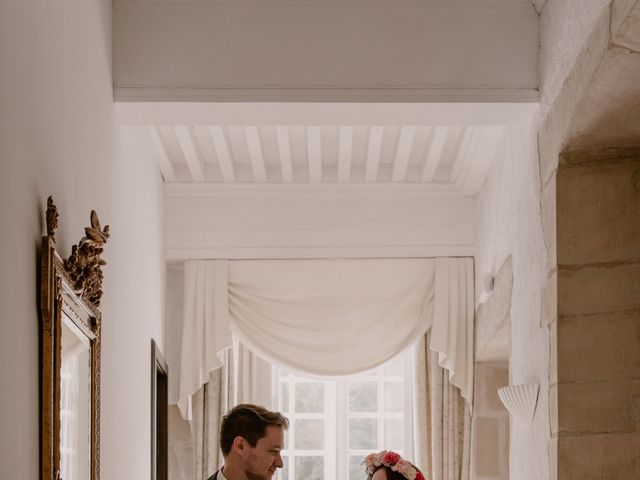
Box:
231 436 246 456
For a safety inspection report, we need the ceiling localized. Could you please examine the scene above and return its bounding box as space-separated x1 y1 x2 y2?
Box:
148 123 504 196
112 0 540 259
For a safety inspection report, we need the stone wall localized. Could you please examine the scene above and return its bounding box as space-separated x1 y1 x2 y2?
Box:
556 146 640 479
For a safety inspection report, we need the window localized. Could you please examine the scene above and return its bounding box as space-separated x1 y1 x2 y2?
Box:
274 350 414 480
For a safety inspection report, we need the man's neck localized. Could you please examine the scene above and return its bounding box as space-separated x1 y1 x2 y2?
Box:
220 464 247 480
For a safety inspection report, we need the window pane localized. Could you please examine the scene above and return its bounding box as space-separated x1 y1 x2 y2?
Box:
295 419 324 450
383 418 403 451
383 381 403 413
278 456 289 480
383 355 403 376
348 381 377 412
295 456 324 480
349 418 377 449
280 382 289 412
284 427 290 450
349 455 365 480
295 382 324 413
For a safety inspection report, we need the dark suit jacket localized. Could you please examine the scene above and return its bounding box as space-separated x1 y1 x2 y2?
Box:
206 470 219 480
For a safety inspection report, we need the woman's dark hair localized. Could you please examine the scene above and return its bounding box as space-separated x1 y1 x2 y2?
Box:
368 465 419 480
219 403 289 455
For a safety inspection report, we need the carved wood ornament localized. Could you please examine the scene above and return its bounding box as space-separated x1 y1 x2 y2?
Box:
40 196 109 480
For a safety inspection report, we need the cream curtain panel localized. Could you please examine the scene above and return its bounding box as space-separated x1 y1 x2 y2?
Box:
178 257 474 417
189 341 272 480
413 333 471 480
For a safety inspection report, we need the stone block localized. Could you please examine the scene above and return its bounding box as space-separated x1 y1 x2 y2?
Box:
558 432 640 480
558 262 640 317
557 155 640 266
557 379 640 435
558 309 640 382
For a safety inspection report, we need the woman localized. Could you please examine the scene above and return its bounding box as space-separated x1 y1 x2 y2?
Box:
362 450 425 480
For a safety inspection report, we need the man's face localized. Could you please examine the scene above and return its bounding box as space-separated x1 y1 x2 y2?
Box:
242 425 285 480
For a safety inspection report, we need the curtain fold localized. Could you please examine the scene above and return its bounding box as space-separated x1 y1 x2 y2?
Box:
413 333 471 480
229 258 436 376
190 348 232 480
178 260 231 417
188 342 273 480
177 257 474 416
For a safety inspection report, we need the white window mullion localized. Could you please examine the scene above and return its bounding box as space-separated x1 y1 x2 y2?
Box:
378 367 384 451
274 353 412 480
326 380 337 480
403 349 415 461
335 379 347 480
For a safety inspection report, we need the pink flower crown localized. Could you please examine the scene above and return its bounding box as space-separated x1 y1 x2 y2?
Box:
362 450 425 480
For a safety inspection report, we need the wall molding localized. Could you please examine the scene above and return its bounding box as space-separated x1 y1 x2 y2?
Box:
165 245 476 261
164 182 462 199
114 0 536 15
114 87 540 104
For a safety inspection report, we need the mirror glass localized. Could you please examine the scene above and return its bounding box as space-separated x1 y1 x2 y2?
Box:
60 312 92 480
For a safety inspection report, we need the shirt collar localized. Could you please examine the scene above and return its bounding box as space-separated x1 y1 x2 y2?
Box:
219 467 231 480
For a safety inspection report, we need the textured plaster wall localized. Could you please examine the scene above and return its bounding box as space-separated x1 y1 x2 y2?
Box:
475 123 548 480
474 1 627 480
0 1 165 478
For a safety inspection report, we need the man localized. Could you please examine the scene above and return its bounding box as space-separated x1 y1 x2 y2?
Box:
208 403 289 480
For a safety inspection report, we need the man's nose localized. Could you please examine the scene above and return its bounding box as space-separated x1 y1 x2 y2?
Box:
274 453 284 468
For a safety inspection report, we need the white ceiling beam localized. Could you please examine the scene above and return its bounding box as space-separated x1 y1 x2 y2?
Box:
147 126 176 182
275 126 293 182
116 102 538 127
365 126 385 182
450 127 474 183
244 126 267 182
307 126 322 183
458 126 504 196
208 126 235 182
451 126 483 186
392 126 416 182
421 126 448 182
174 126 205 182
337 126 353 183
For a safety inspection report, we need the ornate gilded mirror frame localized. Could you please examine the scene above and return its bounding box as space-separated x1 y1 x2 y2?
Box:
40 197 109 480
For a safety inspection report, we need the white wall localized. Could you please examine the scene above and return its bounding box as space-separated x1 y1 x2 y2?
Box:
475 123 548 480
474 1 622 479
0 1 165 479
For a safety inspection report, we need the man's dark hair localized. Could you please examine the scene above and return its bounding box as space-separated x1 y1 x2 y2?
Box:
219 403 289 455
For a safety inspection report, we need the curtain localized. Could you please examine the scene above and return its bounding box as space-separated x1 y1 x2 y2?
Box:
190 348 232 480
229 258 437 376
178 257 474 416
178 261 231 417
413 333 471 480
188 342 272 480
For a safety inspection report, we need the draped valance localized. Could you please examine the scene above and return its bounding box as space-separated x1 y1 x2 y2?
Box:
178 257 473 416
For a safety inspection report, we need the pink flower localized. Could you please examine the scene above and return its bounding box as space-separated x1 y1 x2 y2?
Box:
381 451 401 466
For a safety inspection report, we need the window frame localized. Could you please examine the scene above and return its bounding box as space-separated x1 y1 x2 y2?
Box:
273 349 414 480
